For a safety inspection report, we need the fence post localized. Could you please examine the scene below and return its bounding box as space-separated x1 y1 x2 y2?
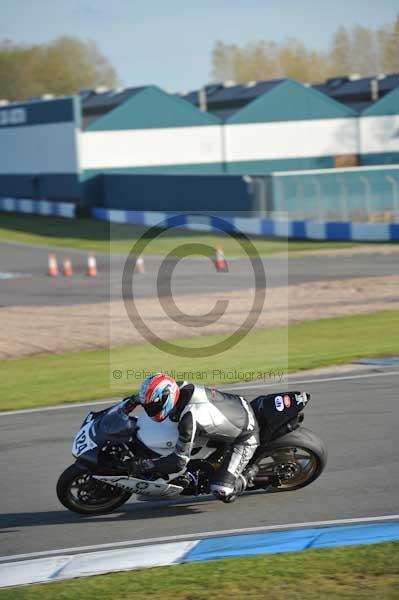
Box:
311 177 324 221
243 175 255 216
386 175 399 223
275 178 285 218
296 177 306 220
256 177 268 218
359 175 372 221
336 176 349 222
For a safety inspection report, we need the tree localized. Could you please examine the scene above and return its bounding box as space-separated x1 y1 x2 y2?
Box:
210 16 399 84
0 36 118 101
211 39 326 84
330 27 352 76
211 39 330 84
380 15 399 72
352 25 382 75
276 39 327 82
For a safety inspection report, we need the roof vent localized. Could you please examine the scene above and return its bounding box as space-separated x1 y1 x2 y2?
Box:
41 93 55 100
370 79 379 101
205 84 222 93
0 99 9 106
245 81 257 87
348 73 361 81
326 76 349 88
223 80 236 88
79 89 95 100
377 73 386 80
94 86 109 94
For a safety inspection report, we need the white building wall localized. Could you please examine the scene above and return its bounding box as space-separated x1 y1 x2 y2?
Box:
0 122 80 174
224 118 359 162
359 115 399 155
79 126 224 169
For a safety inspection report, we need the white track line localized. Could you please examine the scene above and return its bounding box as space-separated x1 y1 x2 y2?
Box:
1 369 398 417
224 369 399 391
1 514 398 563
0 398 120 417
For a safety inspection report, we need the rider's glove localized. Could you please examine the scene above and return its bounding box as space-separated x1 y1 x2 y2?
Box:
121 395 141 413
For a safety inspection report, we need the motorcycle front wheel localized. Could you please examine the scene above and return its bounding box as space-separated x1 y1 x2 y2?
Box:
56 464 132 515
252 427 327 492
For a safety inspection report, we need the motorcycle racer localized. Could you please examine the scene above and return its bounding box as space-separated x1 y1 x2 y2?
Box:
123 373 260 502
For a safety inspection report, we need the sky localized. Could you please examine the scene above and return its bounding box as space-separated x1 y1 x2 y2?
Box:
1 0 398 92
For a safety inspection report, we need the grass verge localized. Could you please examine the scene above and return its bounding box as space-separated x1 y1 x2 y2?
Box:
0 212 365 256
1 541 398 600
1 311 398 411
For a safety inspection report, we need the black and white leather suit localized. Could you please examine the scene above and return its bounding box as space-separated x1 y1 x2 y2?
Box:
150 382 260 497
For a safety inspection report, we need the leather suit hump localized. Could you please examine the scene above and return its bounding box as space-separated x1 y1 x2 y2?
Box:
179 384 252 441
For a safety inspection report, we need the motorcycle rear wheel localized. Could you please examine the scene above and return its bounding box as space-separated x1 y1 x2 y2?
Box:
57 464 132 515
252 427 327 492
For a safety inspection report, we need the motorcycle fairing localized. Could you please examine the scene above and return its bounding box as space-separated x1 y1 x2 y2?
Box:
136 415 215 460
93 475 183 498
136 415 178 456
251 391 310 444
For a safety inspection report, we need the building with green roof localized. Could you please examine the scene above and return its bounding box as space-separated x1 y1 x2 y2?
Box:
81 85 223 175
360 86 399 166
224 78 358 174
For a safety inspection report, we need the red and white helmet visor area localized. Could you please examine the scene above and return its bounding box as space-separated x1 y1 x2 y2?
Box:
139 374 180 420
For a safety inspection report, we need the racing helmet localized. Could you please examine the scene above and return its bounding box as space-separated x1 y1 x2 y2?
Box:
139 373 180 422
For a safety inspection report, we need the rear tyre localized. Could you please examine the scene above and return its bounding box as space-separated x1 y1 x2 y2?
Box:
252 427 327 492
56 464 132 515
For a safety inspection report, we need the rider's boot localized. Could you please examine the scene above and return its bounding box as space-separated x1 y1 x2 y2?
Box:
220 465 259 503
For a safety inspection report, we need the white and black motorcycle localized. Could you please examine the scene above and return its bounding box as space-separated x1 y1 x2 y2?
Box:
57 390 327 514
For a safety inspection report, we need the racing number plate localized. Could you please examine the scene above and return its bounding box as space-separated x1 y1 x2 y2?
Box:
72 415 98 457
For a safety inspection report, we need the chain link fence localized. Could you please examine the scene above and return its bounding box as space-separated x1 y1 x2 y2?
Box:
247 166 399 222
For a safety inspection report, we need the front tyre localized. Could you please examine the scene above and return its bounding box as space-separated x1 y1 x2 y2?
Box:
253 427 327 492
56 464 132 515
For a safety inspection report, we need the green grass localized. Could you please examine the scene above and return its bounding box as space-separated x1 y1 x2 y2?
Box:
1 541 398 600
1 311 398 411
0 212 366 256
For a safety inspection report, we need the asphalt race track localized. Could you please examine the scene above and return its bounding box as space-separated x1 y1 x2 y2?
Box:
0 367 398 558
1 241 399 306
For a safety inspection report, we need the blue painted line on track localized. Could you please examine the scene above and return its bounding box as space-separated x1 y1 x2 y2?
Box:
353 357 399 366
182 523 399 563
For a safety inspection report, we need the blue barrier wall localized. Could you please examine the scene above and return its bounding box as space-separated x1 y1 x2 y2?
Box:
93 206 399 241
86 165 399 220
87 173 254 214
0 197 75 218
0 174 81 200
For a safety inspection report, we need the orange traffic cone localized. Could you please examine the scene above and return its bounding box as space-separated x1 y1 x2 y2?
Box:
134 255 145 274
86 253 97 277
47 253 59 277
214 245 228 272
62 258 73 277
